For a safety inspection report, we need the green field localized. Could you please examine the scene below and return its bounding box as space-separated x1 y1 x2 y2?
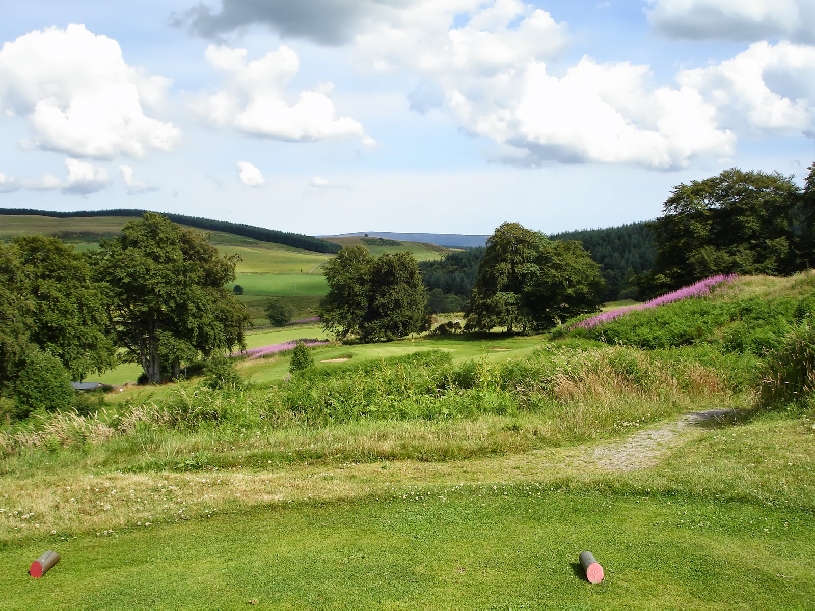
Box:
232 274 329 297
2 482 812 610
0 215 131 240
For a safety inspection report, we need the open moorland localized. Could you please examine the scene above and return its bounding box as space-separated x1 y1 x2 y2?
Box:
1 263 814 608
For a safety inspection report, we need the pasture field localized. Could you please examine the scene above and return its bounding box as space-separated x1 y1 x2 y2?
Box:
0 215 130 241
214 242 330 275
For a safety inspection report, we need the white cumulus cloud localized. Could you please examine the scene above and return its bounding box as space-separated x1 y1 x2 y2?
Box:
0 24 181 159
356 0 569 77
0 173 18 193
353 1 734 168
237 161 264 186
119 165 158 194
678 41 815 136
310 176 331 188
3 158 110 194
194 44 371 144
646 0 815 43
62 158 110 194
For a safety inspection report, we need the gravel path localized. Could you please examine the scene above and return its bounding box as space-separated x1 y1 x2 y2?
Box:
589 409 740 471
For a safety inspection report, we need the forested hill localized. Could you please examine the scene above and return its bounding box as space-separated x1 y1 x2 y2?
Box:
0 208 341 254
420 222 657 305
550 222 656 301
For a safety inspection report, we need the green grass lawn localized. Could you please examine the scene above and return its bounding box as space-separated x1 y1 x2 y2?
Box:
217 243 331 274
232 274 329 297
243 325 330 349
95 363 143 386
2 486 812 610
239 333 546 384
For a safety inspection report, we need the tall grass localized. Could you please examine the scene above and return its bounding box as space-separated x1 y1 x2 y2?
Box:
759 323 815 409
0 345 755 460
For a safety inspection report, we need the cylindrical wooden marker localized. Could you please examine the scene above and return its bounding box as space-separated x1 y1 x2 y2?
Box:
579 551 604 584
29 551 61 578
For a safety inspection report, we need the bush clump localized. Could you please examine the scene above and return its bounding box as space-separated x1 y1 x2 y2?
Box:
289 342 314 373
13 349 74 417
202 356 245 390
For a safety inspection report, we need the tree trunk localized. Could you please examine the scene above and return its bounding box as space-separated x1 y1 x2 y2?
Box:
147 320 161 383
172 358 181 380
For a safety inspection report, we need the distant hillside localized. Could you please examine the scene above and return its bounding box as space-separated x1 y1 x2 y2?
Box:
323 235 450 262
0 208 341 254
326 232 489 248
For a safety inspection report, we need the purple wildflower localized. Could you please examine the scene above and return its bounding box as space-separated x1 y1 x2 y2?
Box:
574 274 737 330
231 339 329 359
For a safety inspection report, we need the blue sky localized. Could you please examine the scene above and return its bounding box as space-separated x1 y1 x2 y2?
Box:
1 0 814 235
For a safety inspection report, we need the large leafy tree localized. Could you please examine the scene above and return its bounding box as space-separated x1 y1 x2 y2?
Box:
12 235 116 380
467 222 604 333
320 246 427 341
91 213 249 383
361 252 428 342
466 223 542 333
0 243 32 390
523 239 607 329
640 167 805 296
320 245 374 340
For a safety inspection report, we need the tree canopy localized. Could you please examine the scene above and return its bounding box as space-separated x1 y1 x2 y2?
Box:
0 236 115 397
466 223 604 333
12 235 116 380
639 166 813 296
320 246 427 342
91 213 250 383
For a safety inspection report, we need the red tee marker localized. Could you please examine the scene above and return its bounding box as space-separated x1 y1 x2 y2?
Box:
579 551 604 584
29 551 61 578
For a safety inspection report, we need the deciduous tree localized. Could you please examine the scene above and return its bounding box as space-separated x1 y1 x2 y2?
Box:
12 235 116 380
319 245 374 340
320 246 427 341
640 167 806 296
467 222 604 332
361 252 428 342
91 213 249 383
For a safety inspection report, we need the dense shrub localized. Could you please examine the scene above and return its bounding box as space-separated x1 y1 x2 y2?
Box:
13 349 74 417
289 342 315 373
202 356 245 390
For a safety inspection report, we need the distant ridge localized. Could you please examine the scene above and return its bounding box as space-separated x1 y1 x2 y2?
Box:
0 208 341 254
325 232 489 248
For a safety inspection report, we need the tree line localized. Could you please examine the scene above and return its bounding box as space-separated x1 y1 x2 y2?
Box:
1 213 249 417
